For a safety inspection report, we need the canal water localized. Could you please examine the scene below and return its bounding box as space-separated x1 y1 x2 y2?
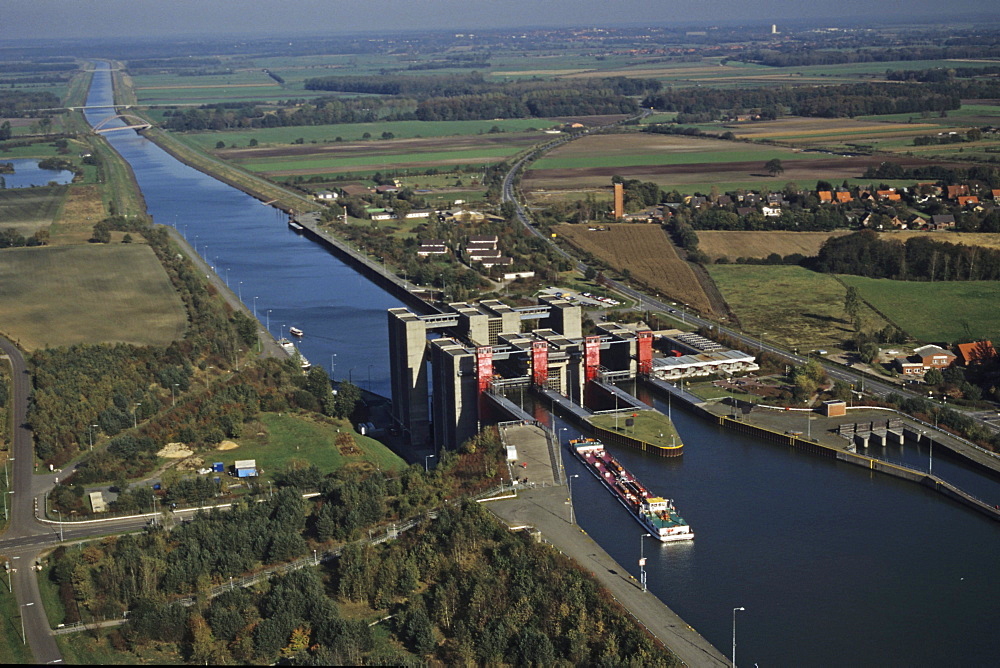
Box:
1 158 74 188
84 63 1000 666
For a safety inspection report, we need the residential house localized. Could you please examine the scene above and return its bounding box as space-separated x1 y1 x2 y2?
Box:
992 189 1000 202
314 190 338 201
956 341 997 366
340 184 371 197
375 184 400 194
766 193 785 207
762 206 781 218
946 184 969 200
736 206 755 217
894 357 925 376
876 189 901 201
929 214 955 230
957 195 979 207
834 190 853 204
818 191 833 203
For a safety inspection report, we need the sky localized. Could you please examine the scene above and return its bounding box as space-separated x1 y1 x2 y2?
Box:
6 0 1000 41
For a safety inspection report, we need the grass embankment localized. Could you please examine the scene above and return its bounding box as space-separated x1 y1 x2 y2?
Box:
839 275 1000 343
143 128 320 214
226 412 406 476
588 411 682 449
707 264 890 351
0 245 187 350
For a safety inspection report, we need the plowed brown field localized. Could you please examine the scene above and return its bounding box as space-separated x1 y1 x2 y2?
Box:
555 223 715 314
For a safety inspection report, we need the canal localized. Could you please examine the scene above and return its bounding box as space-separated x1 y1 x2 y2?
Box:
85 63 1000 667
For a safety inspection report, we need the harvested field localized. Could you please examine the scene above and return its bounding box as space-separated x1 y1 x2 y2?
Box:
724 117 941 141
555 223 716 315
50 184 107 245
0 245 187 350
0 186 66 234
698 231 852 261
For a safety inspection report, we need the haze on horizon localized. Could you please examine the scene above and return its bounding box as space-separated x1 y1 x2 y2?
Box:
8 0 1000 42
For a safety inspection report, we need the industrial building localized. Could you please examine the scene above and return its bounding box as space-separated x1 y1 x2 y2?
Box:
391 297 755 451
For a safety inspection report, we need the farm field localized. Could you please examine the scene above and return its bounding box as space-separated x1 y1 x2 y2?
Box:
522 133 941 194
554 223 716 315
878 230 1000 250
721 116 945 144
697 230 852 261
229 412 406 476
839 275 1000 343
707 264 890 350
179 118 559 151
221 133 542 178
0 245 187 350
0 186 67 234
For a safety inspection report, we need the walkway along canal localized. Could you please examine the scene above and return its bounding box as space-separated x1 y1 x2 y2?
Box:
85 62 1000 667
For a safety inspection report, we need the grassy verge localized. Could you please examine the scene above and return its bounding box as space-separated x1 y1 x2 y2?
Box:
36 564 65 629
0 586 34 663
588 411 681 448
55 632 182 665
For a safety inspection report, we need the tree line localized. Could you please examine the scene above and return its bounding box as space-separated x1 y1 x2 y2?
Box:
642 81 959 119
813 230 1000 281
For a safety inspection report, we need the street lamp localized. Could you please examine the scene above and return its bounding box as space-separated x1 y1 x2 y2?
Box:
89 423 98 450
732 606 745 668
171 383 179 407
330 353 337 381
640 532 651 593
238 280 243 302
253 295 258 319
266 309 272 334
567 474 580 524
57 509 64 541
20 602 34 644
424 454 435 472
133 402 141 429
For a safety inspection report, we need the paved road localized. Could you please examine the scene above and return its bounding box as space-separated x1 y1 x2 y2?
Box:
488 486 729 667
0 335 62 664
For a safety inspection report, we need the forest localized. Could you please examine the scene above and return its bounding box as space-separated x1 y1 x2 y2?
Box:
813 230 1000 281
50 484 679 666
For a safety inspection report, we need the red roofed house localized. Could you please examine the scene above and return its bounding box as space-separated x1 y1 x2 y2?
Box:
957 195 979 207
818 191 833 203
834 190 853 203
876 189 901 201
956 341 997 366
913 344 956 369
946 184 969 200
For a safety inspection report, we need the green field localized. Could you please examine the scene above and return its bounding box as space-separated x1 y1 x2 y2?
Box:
531 145 821 170
242 146 524 174
0 589 33 663
223 412 406 477
839 275 1000 343
707 265 889 350
0 186 67 232
0 245 187 350
177 119 558 150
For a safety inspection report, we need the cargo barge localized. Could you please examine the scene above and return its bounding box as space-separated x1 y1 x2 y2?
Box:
570 437 693 542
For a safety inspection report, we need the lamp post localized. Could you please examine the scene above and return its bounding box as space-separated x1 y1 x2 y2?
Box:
732 606 745 668
89 423 98 451
133 402 141 429
567 474 580 524
640 532 651 593
171 384 178 407
20 602 34 644
424 454 435 473
266 309 272 335
253 295 258 319
330 354 337 381
57 509 64 541
224 266 229 287
238 280 243 302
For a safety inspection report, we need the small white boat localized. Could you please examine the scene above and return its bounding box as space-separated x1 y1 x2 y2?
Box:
289 326 303 337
